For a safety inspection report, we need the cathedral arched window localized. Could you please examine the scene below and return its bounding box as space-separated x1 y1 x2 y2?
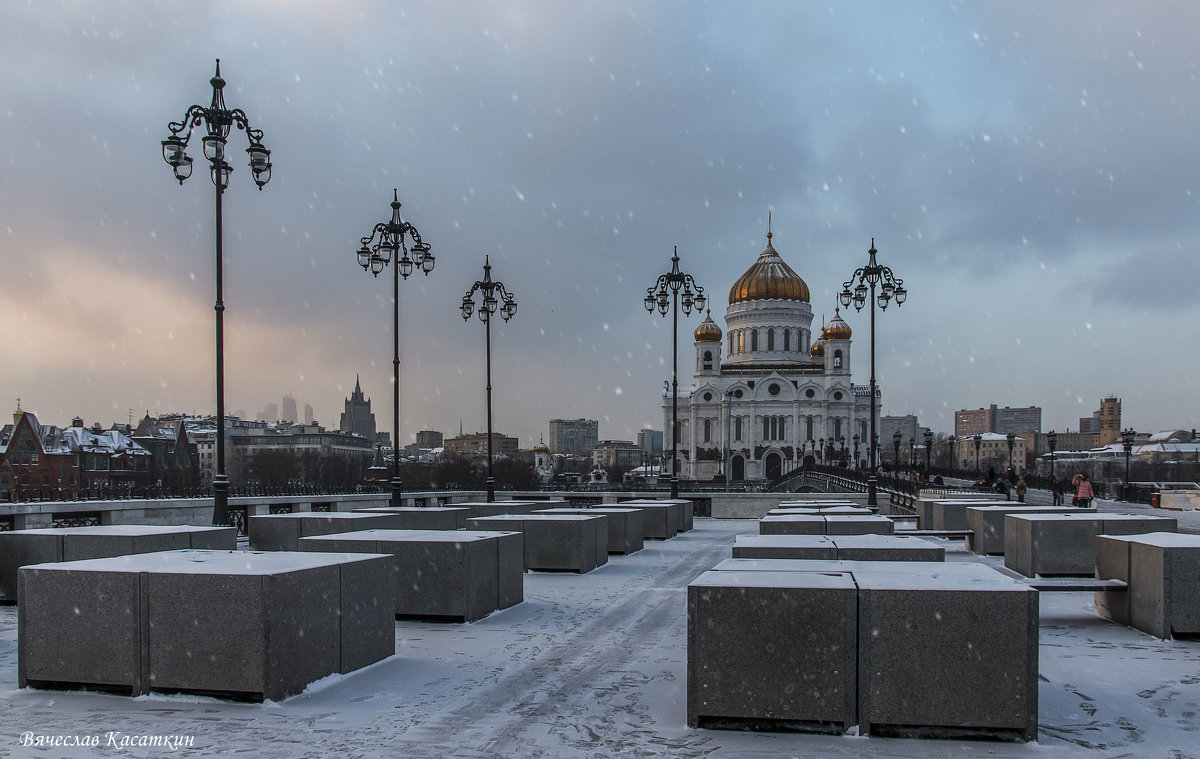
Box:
763 417 770 441
703 350 713 371
751 330 759 351
703 418 711 443
737 331 744 353
729 334 735 355
735 417 743 441
767 329 775 351
833 349 843 369
806 416 814 440
834 418 842 438
784 329 790 352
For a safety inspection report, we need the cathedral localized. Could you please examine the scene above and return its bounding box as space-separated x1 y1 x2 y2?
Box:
663 228 878 482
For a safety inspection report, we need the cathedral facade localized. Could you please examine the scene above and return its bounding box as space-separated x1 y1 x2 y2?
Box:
662 230 878 482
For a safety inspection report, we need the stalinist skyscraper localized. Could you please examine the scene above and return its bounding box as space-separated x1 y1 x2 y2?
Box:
339 375 377 440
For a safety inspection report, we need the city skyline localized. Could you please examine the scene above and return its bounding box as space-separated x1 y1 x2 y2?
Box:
3 3 1199 448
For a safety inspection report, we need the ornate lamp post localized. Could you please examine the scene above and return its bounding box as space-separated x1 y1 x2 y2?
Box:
839 239 906 506
923 429 934 474
838 436 847 467
973 433 983 473
461 258 517 502
1121 428 1136 501
892 430 902 473
818 437 825 464
355 190 435 507
1006 432 1016 474
1047 430 1058 480
161 60 272 527
853 434 860 470
644 248 705 499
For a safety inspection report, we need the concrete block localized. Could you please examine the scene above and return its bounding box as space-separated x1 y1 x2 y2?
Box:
732 535 837 560
1127 533 1200 639
916 495 1004 529
1094 534 1137 626
758 515 826 535
18 550 395 701
1004 513 1102 577
301 529 508 622
456 500 568 520
658 499 694 531
823 515 896 536
688 570 857 732
350 507 470 530
770 506 871 516
1100 514 1178 536
965 506 1097 555
855 569 1039 741
533 508 644 554
248 512 407 551
466 515 606 573
829 534 945 562
931 500 1004 532
613 500 679 539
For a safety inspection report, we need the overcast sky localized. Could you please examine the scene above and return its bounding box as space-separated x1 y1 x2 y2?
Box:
3 1 1199 447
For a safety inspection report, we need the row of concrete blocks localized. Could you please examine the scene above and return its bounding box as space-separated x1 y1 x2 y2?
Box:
688 559 1039 741
758 514 896 536
18 549 396 702
733 533 945 562
0 524 237 603
1094 532 1200 639
1003 513 1178 577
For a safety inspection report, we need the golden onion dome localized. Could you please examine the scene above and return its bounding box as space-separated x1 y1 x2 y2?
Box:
693 310 722 342
533 443 550 453
728 231 810 304
824 307 852 340
810 336 825 358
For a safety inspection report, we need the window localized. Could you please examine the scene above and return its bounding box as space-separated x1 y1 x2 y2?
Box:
834 418 842 438
833 350 843 369
729 334 735 355
751 330 758 351
703 391 713 402
738 331 744 353
703 350 713 371
768 383 781 396
806 388 815 398
784 329 790 351
703 419 711 443
834 391 843 401
762 417 770 440
767 329 775 351
735 417 743 441
806 417 814 440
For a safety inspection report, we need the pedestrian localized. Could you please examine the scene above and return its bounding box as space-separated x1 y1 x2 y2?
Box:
1015 476 1027 503
1052 478 1064 506
1074 472 1094 508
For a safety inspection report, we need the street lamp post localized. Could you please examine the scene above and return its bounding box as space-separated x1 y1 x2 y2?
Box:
461 258 518 502
161 60 272 527
892 430 902 474
818 437 825 465
853 434 860 470
839 240 906 506
923 429 934 475
355 189 435 507
973 433 983 474
1121 428 1136 502
1047 430 1058 481
644 248 705 499
1006 432 1016 475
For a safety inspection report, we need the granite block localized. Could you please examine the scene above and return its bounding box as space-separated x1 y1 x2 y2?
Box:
823 515 896 536
758 515 826 535
248 512 406 551
829 534 945 562
1127 533 1200 639
533 508 644 554
731 535 837 560
856 570 1039 741
467 515 605 572
1004 514 1101 577
613 501 678 539
1094 534 1137 626
688 570 857 732
350 506 470 530
965 506 1097 555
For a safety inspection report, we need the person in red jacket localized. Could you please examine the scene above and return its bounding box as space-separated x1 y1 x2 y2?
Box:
1074 472 1094 508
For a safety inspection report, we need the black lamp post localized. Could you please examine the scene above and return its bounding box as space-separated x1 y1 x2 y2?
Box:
644 248 705 499
853 434 860 469
892 430 902 472
1121 428 1136 501
161 60 272 527
355 189 435 507
973 433 983 473
839 240 906 506
923 429 933 474
818 437 825 464
838 436 846 467
1047 430 1058 480
461 258 517 502
1006 432 1016 475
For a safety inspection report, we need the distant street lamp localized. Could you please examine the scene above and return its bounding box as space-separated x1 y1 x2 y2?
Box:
892 430 902 472
1121 428 1137 501
644 248 705 499
355 189 435 507
819 437 825 464
838 436 846 467
461 257 517 502
840 239 907 506
853 434 860 469
161 60 272 527
1006 432 1016 474
1047 430 1058 480
923 429 934 473
973 433 983 473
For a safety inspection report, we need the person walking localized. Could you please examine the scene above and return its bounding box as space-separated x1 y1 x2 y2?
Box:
1074 472 1094 508
1015 476 1027 503
1052 478 1064 506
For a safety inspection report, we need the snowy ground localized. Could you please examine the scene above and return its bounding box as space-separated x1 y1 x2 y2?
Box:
1 506 1198 758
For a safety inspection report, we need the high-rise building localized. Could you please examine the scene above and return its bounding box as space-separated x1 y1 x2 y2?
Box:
549 418 599 455
1096 396 1121 446
416 430 444 448
339 375 376 440
955 404 1042 438
281 394 298 424
637 428 663 455
256 403 279 423
879 415 920 464
442 432 518 457
303 403 314 425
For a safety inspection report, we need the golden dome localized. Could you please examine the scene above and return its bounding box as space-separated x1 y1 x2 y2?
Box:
823 307 852 340
728 232 810 304
693 310 722 342
810 336 825 358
